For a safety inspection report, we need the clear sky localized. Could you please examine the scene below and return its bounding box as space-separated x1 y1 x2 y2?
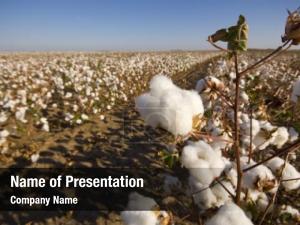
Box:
0 0 299 51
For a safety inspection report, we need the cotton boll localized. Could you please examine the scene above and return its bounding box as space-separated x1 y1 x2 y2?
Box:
0 130 9 139
241 157 276 191
270 127 289 148
291 78 300 103
266 157 300 191
280 205 300 221
40 117 50 132
15 106 28 123
31 153 40 163
181 141 225 185
182 144 213 185
149 74 176 97
240 91 249 104
205 202 254 225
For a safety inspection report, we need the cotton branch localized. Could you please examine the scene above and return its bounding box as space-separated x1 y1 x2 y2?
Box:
233 51 243 205
239 40 292 77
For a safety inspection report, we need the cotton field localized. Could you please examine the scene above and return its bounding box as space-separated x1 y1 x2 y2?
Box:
0 51 300 225
0 51 216 161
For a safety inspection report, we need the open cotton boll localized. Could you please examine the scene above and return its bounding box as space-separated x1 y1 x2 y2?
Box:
121 192 172 225
269 127 289 149
195 76 224 93
241 157 276 191
291 78 300 103
149 74 176 97
181 141 225 185
205 202 254 225
266 157 300 191
136 74 204 136
188 176 218 210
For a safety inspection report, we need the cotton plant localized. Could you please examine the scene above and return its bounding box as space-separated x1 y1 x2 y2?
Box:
131 7 300 225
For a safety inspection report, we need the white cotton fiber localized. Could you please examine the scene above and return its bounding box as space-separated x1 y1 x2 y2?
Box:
291 78 300 103
211 180 235 207
266 157 300 191
135 74 204 136
135 93 161 128
188 176 218 210
121 211 158 225
149 74 176 97
240 115 260 137
126 192 157 210
270 127 289 149
121 192 163 225
241 157 276 191
205 202 254 225
181 141 225 185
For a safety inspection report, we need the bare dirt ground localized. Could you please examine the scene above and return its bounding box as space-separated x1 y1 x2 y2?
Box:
0 53 299 225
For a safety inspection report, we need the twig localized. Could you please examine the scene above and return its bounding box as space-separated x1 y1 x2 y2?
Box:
282 177 300 182
243 139 300 172
216 178 235 199
239 40 292 77
233 51 243 205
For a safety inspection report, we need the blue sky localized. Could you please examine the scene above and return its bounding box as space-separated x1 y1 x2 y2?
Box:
0 0 299 51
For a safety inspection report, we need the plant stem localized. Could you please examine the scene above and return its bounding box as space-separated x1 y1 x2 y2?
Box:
233 52 243 205
248 106 253 164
